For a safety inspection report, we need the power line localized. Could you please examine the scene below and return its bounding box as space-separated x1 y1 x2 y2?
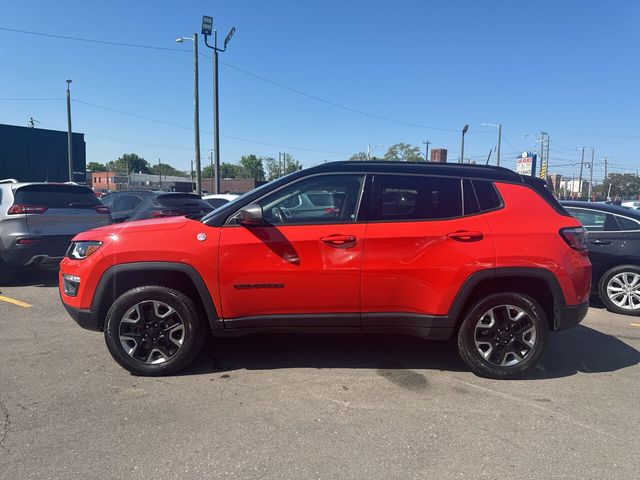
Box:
0 26 460 133
71 98 352 155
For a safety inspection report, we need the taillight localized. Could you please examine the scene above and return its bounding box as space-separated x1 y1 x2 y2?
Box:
7 204 48 214
151 210 179 218
94 205 110 214
16 238 41 245
560 227 588 252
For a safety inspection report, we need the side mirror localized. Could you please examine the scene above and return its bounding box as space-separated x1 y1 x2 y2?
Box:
238 203 264 225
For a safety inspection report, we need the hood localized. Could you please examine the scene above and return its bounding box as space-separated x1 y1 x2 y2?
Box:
72 216 192 241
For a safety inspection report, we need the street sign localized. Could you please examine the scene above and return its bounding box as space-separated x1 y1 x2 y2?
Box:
516 152 537 176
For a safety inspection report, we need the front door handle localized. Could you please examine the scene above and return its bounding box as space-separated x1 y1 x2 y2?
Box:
590 239 611 245
447 231 484 242
321 234 356 248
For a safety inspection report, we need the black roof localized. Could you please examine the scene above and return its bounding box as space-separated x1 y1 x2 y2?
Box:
561 200 640 219
308 161 523 182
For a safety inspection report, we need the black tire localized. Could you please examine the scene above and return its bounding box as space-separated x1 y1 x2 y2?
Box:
104 286 206 376
457 293 549 379
598 264 640 316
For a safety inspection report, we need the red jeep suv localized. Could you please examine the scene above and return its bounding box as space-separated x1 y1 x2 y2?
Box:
59 161 591 379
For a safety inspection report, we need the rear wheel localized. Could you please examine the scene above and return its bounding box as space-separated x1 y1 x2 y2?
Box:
457 293 549 379
598 265 640 316
104 286 205 376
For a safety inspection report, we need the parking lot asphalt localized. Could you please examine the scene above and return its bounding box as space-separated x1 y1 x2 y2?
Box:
0 267 638 480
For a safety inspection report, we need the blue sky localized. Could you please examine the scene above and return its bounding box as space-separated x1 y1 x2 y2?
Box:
1 0 639 182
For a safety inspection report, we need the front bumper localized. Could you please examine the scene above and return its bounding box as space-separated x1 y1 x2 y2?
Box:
62 302 103 331
554 300 589 331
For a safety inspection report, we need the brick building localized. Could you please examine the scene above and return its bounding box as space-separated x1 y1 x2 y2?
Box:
430 148 448 163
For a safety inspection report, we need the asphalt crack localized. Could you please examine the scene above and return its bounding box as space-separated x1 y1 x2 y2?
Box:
0 400 10 453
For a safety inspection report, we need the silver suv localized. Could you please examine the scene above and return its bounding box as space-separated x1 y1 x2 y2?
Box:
0 179 111 280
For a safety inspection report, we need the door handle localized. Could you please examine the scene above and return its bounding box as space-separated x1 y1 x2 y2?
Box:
321 234 356 248
447 231 484 242
590 239 611 245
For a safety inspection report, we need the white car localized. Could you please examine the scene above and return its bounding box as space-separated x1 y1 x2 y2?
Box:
202 193 239 209
621 201 640 209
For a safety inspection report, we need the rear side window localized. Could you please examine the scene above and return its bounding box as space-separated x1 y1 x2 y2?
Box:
156 194 211 209
615 215 640 231
14 185 100 208
566 208 619 231
111 195 143 212
370 175 462 221
472 180 501 211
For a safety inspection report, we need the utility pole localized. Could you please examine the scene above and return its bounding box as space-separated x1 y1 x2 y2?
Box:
604 156 609 180
578 147 586 199
589 149 595 201
422 140 431 162
66 79 74 182
202 16 236 194
496 124 502 166
158 158 162 189
190 160 194 190
125 157 130 190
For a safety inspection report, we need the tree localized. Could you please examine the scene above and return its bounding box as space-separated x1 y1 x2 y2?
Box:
239 154 266 181
383 143 423 162
106 153 151 174
264 154 301 181
350 152 368 161
87 162 107 172
150 163 184 177
602 173 640 199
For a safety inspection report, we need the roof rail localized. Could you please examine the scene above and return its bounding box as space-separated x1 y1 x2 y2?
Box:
0 178 18 184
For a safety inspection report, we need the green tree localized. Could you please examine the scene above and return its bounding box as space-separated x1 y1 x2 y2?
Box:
239 154 265 181
150 163 184 177
264 154 301 181
350 152 368 161
87 162 107 172
383 143 423 162
106 153 151 174
602 173 640 199
203 162 243 179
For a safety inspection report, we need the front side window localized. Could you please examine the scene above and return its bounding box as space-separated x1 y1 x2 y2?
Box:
370 175 462 221
255 175 364 224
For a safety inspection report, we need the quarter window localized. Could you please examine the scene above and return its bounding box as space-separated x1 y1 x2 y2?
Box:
256 175 364 224
370 175 462 221
472 180 501 211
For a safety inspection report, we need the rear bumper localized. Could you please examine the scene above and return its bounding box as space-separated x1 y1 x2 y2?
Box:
555 300 589 331
62 302 103 331
1 236 72 266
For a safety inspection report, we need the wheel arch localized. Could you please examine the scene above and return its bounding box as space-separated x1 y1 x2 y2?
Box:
448 268 565 331
91 262 220 332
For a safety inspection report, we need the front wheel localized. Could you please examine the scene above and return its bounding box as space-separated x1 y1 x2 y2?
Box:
104 286 205 376
598 265 640 316
457 293 549 379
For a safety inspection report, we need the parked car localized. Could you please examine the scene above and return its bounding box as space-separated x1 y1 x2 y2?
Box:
0 180 111 282
562 201 640 315
202 193 239 209
59 161 591 379
100 191 213 223
621 200 640 210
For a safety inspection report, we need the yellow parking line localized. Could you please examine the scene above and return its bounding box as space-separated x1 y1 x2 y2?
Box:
630 323 640 328
0 295 33 308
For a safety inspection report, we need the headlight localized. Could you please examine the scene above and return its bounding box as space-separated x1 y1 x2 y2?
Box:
68 241 102 260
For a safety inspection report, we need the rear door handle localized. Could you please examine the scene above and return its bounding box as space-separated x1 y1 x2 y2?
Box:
447 231 484 242
321 234 356 248
590 239 611 245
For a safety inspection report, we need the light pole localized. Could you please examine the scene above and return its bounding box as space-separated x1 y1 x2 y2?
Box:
367 144 384 160
202 15 236 194
460 125 469 164
176 34 202 195
481 123 501 166
66 79 73 182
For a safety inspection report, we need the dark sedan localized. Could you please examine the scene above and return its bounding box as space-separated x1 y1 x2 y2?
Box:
101 191 212 223
562 201 640 315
